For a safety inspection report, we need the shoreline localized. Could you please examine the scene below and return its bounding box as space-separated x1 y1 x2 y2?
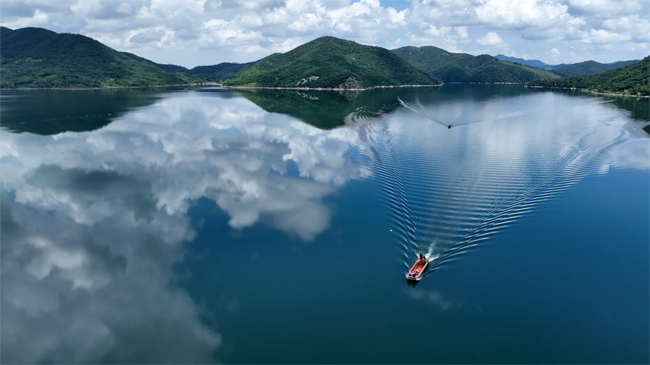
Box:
525 85 649 98
219 83 443 91
1 83 443 92
0 82 444 91
0 82 219 91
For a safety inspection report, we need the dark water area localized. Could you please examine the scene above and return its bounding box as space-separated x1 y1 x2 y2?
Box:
1 85 648 363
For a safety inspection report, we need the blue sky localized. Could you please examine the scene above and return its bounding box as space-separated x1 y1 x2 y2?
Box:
1 0 648 68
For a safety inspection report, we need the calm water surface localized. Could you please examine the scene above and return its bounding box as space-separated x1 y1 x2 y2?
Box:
1 85 648 363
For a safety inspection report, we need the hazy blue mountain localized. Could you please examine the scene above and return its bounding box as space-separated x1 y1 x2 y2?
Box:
551 60 639 77
528 55 649 96
494 54 567 70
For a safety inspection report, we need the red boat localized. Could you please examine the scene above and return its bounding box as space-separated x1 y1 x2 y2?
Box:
407 252 429 281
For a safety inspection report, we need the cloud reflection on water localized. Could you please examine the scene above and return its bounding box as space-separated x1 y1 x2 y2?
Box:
0 91 368 363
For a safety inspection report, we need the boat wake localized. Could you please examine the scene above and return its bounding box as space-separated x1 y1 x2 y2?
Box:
346 94 634 280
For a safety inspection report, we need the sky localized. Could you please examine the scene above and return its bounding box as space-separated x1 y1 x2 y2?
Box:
1 0 648 68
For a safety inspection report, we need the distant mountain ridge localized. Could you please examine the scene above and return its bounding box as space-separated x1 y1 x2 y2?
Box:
495 54 640 77
551 60 639 77
394 46 560 83
0 27 199 88
527 55 649 96
224 36 438 88
188 62 256 82
494 54 567 70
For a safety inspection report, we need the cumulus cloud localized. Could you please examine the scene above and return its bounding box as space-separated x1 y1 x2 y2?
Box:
475 0 570 28
129 28 165 43
567 0 644 16
586 28 632 44
477 31 505 46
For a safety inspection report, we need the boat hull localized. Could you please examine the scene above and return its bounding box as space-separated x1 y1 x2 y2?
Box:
406 258 429 281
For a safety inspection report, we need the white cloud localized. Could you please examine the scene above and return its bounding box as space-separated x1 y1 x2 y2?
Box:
475 0 571 29
477 31 505 46
129 28 165 43
587 28 631 44
567 0 643 16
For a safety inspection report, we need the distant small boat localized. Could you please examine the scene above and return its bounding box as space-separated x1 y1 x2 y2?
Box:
407 252 429 281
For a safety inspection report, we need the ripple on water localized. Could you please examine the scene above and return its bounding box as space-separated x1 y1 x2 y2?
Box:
352 95 635 279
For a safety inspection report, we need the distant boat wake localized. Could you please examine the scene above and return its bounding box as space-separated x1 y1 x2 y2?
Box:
346 95 632 280
397 96 528 128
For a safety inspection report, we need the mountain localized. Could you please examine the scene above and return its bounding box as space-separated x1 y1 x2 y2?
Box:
0 27 199 88
527 55 649 96
393 46 560 83
120 52 189 73
189 62 256 82
467 54 639 77
121 51 256 83
494 54 568 70
551 60 639 77
224 36 438 88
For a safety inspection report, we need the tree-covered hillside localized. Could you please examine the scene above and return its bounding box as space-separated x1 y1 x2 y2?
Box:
393 46 560 83
224 36 438 88
551 60 639 77
0 27 199 88
122 51 256 83
189 62 256 82
527 56 649 96
120 52 190 73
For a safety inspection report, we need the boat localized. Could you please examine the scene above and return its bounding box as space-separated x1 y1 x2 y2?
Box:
407 252 429 281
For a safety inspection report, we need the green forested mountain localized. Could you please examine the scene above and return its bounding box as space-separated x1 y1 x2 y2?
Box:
527 56 649 96
189 62 256 82
392 46 560 83
121 51 256 83
224 36 438 88
120 51 190 73
0 27 199 88
551 60 639 77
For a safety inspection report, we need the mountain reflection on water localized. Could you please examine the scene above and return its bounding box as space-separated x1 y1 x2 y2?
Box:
1 86 648 363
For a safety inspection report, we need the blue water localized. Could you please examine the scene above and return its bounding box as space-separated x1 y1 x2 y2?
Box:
1 86 648 363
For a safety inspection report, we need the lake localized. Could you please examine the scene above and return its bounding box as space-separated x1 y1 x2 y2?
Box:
1 85 648 364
